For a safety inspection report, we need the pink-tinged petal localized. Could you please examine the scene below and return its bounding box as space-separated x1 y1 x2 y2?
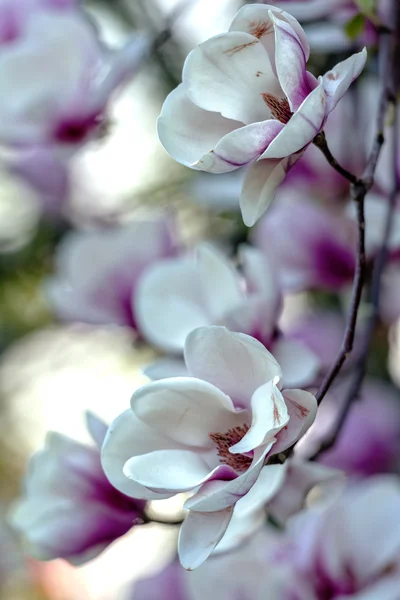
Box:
135 255 208 353
123 450 212 493
260 82 326 160
178 508 233 570
85 411 107 449
197 244 244 319
272 338 320 388
130 377 248 448
235 463 287 516
272 389 317 455
101 410 180 500
184 444 272 512
182 32 280 125
184 326 282 407
214 504 266 554
273 13 315 111
322 48 367 114
240 153 302 226
143 358 188 381
240 245 280 303
194 119 284 174
230 380 289 454
157 84 241 168
229 4 310 68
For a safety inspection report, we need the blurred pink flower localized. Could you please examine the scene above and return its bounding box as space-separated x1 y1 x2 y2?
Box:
10 412 146 565
158 3 366 226
102 326 317 569
46 217 176 331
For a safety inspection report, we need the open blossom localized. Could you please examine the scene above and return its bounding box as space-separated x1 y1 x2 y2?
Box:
46 217 176 330
101 326 317 569
278 476 400 599
10 413 146 565
0 0 148 151
158 3 366 226
137 243 319 387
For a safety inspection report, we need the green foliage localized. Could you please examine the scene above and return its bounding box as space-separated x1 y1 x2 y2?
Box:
345 13 366 40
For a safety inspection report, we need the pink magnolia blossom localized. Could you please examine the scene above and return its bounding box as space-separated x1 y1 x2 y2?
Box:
101 326 317 569
10 412 146 565
136 243 319 388
46 217 176 330
157 3 366 226
279 476 400 599
0 1 148 151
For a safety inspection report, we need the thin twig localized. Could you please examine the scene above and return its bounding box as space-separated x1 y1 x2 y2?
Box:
309 8 399 461
313 131 359 184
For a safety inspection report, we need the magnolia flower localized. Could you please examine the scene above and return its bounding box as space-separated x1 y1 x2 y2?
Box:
46 217 176 329
279 476 400 599
136 243 319 388
298 379 400 477
158 3 366 226
0 2 149 151
253 190 356 292
10 413 146 564
101 326 317 569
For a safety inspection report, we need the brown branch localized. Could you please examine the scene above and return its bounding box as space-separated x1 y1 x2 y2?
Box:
313 131 359 184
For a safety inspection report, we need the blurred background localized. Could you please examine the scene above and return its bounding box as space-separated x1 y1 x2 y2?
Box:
0 0 399 598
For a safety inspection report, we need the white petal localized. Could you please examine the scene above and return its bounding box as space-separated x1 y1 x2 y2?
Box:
273 338 320 388
184 444 272 512
273 13 316 111
143 358 188 381
193 119 284 173
230 380 289 454
130 377 248 448
184 326 282 408
240 154 301 226
235 463 287 516
135 255 209 353
101 410 179 499
124 449 212 492
271 388 317 455
322 48 367 114
260 82 326 159
183 31 280 124
157 84 241 168
178 508 233 570
197 244 244 320
85 411 108 449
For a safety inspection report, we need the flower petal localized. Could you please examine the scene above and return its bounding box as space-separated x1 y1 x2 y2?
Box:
123 450 212 492
230 380 289 454
193 119 284 173
182 31 280 124
322 48 367 114
271 388 317 455
240 154 299 226
143 358 188 381
260 82 326 160
157 84 241 168
184 326 282 407
273 338 320 388
135 255 209 353
235 463 287 516
130 377 248 448
101 410 179 499
273 13 316 111
85 411 108 449
178 508 233 570
229 4 310 68
184 444 272 512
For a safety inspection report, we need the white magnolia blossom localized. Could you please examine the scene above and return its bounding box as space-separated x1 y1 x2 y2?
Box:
158 3 366 226
136 243 319 388
102 326 317 569
280 476 400 599
46 217 176 329
10 413 146 565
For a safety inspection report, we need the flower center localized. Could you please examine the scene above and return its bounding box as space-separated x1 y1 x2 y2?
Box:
262 93 293 124
209 424 252 473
